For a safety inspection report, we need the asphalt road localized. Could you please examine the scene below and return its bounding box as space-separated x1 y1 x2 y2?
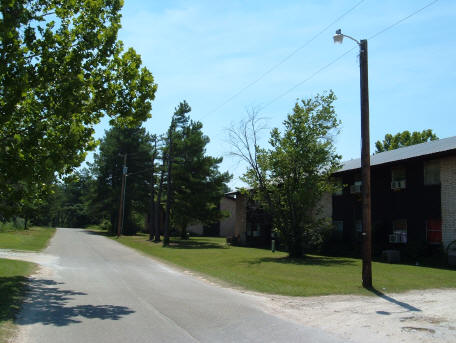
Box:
17 228 347 343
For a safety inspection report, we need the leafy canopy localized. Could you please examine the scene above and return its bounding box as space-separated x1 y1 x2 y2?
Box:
243 91 341 257
375 130 438 153
0 0 157 217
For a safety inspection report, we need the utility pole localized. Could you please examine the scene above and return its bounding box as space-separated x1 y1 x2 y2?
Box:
334 30 372 288
360 39 372 288
148 138 157 241
155 151 166 243
117 153 127 238
163 124 174 247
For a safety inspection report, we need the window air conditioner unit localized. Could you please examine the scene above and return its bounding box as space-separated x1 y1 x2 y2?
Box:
350 184 361 194
391 180 406 190
389 234 400 243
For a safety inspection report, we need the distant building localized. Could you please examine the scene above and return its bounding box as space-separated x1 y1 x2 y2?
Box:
186 195 236 237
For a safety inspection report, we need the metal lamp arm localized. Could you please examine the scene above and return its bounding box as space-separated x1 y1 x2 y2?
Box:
341 33 360 45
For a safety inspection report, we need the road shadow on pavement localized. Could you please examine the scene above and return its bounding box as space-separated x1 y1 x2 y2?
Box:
84 230 113 237
16 278 135 326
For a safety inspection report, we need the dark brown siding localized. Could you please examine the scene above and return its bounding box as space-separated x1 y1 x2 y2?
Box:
333 157 441 255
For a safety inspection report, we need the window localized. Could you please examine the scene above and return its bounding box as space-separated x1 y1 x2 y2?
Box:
426 219 442 244
355 220 362 233
389 219 407 243
248 223 261 237
391 166 406 190
350 180 362 194
333 221 343 238
391 166 406 182
424 160 440 185
333 177 343 196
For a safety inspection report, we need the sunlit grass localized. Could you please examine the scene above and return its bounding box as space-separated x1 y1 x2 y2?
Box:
0 226 55 251
90 229 456 296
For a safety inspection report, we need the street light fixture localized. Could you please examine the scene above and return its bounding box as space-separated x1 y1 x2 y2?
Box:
334 29 372 289
333 29 360 45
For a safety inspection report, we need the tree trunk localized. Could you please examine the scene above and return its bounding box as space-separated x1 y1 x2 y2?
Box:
147 211 154 240
180 223 188 240
288 233 303 258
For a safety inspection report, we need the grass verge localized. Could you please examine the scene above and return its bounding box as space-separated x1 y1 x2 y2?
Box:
89 228 456 296
0 226 56 251
0 259 36 342
0 226 55 341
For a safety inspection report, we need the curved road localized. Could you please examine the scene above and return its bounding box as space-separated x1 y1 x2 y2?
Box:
17 228 347 343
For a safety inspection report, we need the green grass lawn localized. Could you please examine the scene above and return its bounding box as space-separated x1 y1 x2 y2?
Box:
95 230 456 297
0 226 56 251
0 259 36 342
0 226 55 341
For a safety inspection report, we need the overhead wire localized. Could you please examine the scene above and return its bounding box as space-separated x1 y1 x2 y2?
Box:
368 0 439 40
257 0 440 112
259 47 356 111
201 0 366 119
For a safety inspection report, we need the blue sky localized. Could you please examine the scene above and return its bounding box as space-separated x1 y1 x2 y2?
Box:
90 0 456 189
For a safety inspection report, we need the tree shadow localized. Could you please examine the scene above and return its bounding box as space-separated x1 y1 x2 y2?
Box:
167 239 228 250
84 230 113 237
368 287 421 312
15 278 135 326
0 276 29 322
245 255 357 266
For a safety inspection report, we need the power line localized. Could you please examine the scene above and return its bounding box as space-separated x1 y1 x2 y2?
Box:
368 0 439 41
202 0 366 119
257 0 439 112
259 47 356 111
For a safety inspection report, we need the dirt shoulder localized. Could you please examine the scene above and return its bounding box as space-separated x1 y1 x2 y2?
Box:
248 288 456 343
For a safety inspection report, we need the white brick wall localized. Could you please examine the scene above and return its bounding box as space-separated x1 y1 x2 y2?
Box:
441 156 456 250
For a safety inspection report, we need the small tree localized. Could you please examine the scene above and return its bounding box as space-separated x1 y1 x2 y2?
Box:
375 129 438 153
241 91 341 257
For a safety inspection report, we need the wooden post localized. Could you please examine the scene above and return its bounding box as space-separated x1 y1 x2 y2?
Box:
360 39 372 288
148 139 157 241
155 155 166 242
164 126 173 247
117 153 127 238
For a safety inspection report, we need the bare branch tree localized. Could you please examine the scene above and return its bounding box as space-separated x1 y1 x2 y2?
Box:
226 107 268 190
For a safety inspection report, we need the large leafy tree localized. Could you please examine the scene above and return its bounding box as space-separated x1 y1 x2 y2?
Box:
90 126 155 235
168 101 232 239
0 0 157 217
241 92 341 257
33 169 96 228
375 129 438 153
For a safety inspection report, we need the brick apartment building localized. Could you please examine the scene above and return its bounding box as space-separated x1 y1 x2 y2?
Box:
332 136 456 254
187 136 456 260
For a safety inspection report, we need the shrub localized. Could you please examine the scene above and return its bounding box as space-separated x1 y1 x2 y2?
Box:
99 219 112 231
